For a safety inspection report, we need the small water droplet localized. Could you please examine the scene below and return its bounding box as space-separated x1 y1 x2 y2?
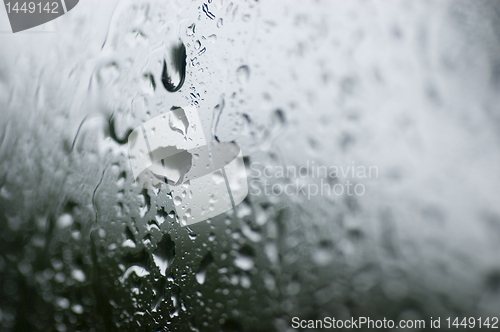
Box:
71 304 84 314
57 214 73 228
186 23 195 36
234 245 255 271
202 3 215 19
207 34 217 43
71 269 86 282
236 65 250 84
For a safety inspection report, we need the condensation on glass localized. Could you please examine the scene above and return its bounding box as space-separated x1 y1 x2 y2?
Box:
0 0 500 331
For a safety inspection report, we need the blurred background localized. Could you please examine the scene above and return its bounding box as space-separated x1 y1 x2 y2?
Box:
1 0 500 331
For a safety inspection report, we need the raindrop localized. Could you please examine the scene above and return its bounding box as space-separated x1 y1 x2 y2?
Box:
57 214 73 228
207 34 217 43
186 23 195 36
109 116 133 145
161 42 187 92
202 3 215 20
57 298 70 310
195 252 214 285
169 107 189 136
139 188 151 218
71 269 86 282
312 247 333 266
236 65 249 84
149 146 192 186
122 226 137 248
152 233 176 276
156 206 169 225
272 109 286 128
211 94 225 141
120 265 150 282
234 245 255 271
236 202 251 218
71 304 84 314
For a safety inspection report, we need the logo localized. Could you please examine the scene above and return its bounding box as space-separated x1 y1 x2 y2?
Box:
128 106 248 226
3 0 78 33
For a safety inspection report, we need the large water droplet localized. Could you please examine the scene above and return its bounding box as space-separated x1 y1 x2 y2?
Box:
169 107 189 136
195 252 214 285
161 42 187 92
152 234 176 276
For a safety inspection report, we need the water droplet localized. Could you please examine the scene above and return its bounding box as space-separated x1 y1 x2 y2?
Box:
57 210 74 228
161 42 186 92
57 297 70 310
71 304 84 314
272 109 286 127
236 202 252 218
236 65 250 84
156 206 169 225
122 226 137 248
195 252 214 284
149 146 192 186
240 275 251 288
312 247 333 266
217 18 223 28
71 269 86 282
174 196 182 206
202 3 215 20
186 23 195 36
234 245 255 271
211 94 225 141
207 34 217 43
120 265 150 282
152 234 176 276
121 239 136 248
169 107 189 136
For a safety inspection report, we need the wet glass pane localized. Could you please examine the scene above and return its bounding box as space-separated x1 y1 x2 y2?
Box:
1 0 500 331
